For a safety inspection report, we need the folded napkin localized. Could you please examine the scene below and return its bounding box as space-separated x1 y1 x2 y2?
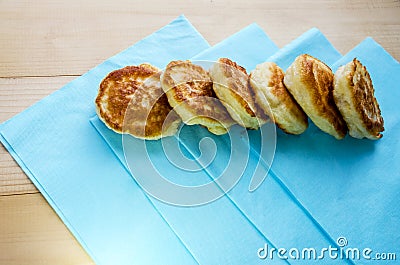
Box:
269 37 400 261
192 23 278 68
178 28 355 264
0 15 210 264
91 24 289 265
92 28 357 264
232 34 399 263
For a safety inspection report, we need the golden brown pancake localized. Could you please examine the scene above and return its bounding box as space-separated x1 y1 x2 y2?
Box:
209 58 267 129
95 64 181 140
284 54 348 139
160 60 235 135
333 58 384 139
250 62 308 134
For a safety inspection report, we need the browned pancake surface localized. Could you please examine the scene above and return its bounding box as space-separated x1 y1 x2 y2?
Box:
333 58 384 139
95 64 181 139
250 62 308 134
284 54 348 139
210 58 267 129
161 60 235 135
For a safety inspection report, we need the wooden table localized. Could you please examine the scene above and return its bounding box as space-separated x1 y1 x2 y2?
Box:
0 0 399 264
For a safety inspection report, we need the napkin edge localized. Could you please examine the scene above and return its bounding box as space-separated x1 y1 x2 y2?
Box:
0 133 101 264
192 23 276 61
332 37 400 69
266 27 342 64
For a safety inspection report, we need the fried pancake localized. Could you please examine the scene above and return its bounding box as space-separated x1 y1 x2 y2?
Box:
250 62 308 135
95 64 181 140
284 54 348 139
209 58 267 129
333 58 384 139
160 60 235 135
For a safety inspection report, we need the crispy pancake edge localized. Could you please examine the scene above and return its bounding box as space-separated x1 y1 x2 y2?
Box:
333 58 384 139
161 60 236 134
284 54 348 139
210 58 267 129
250 62 308 134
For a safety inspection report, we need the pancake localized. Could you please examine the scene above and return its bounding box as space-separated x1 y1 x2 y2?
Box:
210 58 267 129
284 54 348 139
160 60 235 135
250 62 308 134
95 64 181 140
333 58 384 139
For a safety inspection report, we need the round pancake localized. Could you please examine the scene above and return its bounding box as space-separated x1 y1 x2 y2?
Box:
160 60 235 135
333 58 384 139
250 62 308 135
209 58 267 129
284 54 348 139
95 64 181 140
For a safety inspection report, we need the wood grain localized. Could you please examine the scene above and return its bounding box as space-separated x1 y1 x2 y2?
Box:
0 193 94 265
0 0 398 77
0 0 399 263
0 76 75 125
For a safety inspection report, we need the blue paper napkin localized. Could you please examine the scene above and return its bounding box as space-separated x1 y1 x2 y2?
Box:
0 15 210 264
92 27 359 264
91 24 289 265
176 28 355 264
229 33 399 263
192 23 278 69
268 37 400 262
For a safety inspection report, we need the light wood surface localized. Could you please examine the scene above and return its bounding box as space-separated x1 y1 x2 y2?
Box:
0 0 399 264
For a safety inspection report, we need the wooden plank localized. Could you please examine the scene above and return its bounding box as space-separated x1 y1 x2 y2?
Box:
0 0 398 77
0 193 94 265
0 76 75 122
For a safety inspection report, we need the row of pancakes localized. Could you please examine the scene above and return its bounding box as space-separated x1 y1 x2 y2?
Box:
95 55 384 140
